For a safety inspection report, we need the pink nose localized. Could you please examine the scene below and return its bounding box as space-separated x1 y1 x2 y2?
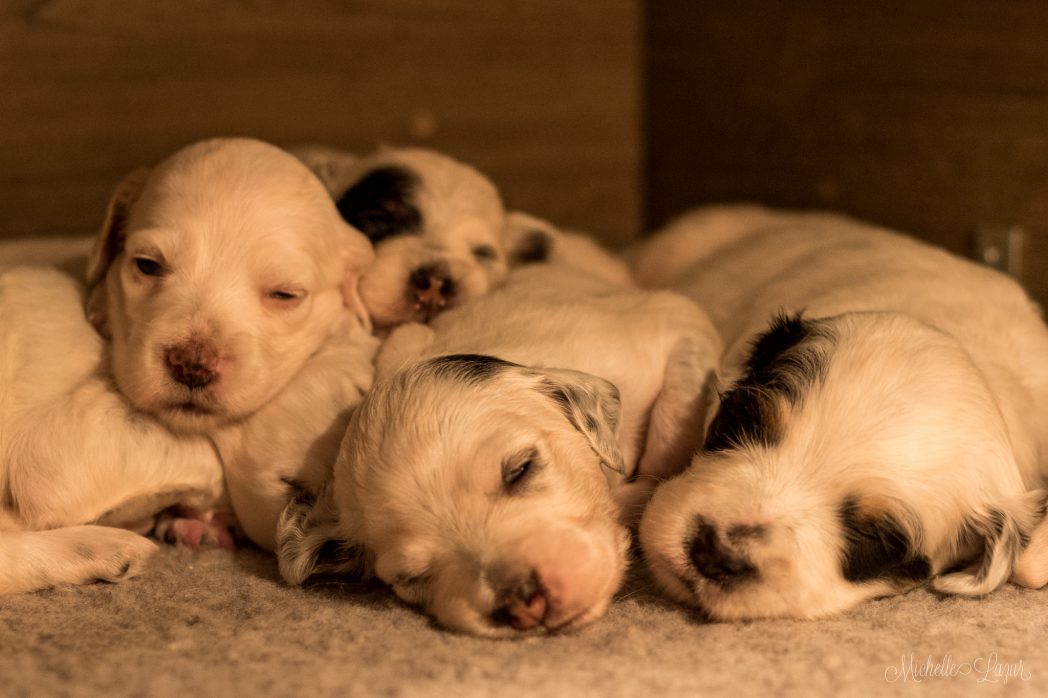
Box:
164 340 220 389
492 572 548 630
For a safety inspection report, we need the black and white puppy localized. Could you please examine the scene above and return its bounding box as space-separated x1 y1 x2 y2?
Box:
632 205 1048 619
275 266 721 637
293 146 509 330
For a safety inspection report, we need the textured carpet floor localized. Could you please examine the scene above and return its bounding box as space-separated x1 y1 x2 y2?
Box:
1 545 1044 697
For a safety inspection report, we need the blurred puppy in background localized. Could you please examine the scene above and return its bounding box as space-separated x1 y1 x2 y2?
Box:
295 146 635 330
276 265 721 637
633 206 1048 620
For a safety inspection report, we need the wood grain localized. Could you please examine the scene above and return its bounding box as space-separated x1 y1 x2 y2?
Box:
645 1 1048 305
0 0 642 245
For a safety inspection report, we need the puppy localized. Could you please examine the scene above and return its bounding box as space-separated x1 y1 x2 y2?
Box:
275 266 722 637
83 138 376 549
633 206 1048 620
293 145 507 329
0 266 222 594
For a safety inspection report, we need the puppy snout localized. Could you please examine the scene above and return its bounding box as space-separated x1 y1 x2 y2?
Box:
164 340 220 389
409 263 456 319
491 571 547 630
687 517 756 585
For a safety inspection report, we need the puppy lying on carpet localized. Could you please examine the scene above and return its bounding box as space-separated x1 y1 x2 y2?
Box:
276 266 721 636
633 205 1048 620
295 145 634 330
1 137 378 595
82 137 378 552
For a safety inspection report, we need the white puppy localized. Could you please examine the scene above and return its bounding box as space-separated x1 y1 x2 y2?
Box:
293 145 508 329
275 266 721 637
633 205 1048 620
82 138 377 549
0 266 221 594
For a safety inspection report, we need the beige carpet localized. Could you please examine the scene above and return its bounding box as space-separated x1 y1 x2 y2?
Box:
1 544 1044 697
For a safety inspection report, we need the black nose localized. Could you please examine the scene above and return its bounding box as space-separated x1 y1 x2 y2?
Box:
687 517 757 585
409 264 455 319
490 571 547 630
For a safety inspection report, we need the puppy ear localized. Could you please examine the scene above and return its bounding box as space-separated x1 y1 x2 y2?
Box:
276 480 368 586
84 168 150 335
337 222 376 331
535 368 626 483
375 322 436 379
86 168 150 289
932 489 1047 596
504 211 555 267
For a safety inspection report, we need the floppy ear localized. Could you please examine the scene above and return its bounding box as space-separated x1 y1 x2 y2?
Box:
86 168 151 289
84 168 150 336
932 489 1047 596
337 221 376 331
276 480 368 586
535 367 626 484
504 211 555 267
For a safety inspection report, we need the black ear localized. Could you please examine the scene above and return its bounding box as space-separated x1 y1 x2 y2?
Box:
535 368 626 482
276 481 367 585
335 166 422 245
838 497 930 584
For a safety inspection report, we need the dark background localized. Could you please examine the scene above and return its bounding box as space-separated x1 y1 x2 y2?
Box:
3 1 1047 304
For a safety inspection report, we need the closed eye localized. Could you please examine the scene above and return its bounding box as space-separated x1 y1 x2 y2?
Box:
502 448 540 492
265 288 307 306
472 244 499 262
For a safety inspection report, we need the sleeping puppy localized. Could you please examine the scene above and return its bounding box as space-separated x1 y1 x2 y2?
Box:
0 266 222 594
632 205 1048 620
293 145 507 330
276 266 722 637
85 138 375 547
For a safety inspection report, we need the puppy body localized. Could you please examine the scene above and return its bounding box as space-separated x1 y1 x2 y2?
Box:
633 206 1048 619
0 266 221 594
277 266 721 637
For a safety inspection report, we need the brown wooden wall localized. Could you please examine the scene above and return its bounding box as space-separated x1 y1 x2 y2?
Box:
646 1 1048 306
0 0 642 246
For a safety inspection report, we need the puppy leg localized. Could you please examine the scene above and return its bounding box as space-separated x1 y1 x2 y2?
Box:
636 334 719 482
0 519 157 595
1012 504 1048 588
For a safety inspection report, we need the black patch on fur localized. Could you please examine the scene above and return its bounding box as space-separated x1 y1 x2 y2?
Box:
336 166 422 244
426 354 518 385
510 230 552 265
703 312 832 453
838 497 931 583
686 516 758 587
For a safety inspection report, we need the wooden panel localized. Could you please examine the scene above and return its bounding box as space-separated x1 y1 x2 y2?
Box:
645 1 1048 305
0 0 641 246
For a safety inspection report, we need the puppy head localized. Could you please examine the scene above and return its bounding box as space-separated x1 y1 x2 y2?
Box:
301 146 508 330
86 138 374 433
640 312 1045 619
279 354 630 637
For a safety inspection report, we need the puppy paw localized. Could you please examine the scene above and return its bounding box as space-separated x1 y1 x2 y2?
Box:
155 509 236 551
80 526 159 583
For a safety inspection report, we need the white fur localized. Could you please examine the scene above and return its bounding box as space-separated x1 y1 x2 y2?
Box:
0 266 221 594
277 266 721 637
634 205 1048 619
